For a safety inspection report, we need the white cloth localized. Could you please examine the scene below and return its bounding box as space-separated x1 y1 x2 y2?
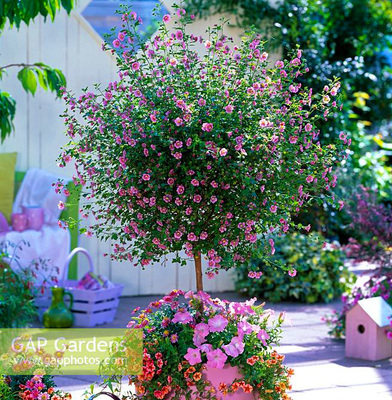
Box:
1 226 70 285
4 168 72 284
13 168 69 224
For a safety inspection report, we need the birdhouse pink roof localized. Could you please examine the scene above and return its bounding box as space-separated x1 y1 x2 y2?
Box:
356 297 392 327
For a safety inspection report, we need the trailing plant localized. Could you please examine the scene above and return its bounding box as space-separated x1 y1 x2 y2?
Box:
59 5 348 289
235 233 354 303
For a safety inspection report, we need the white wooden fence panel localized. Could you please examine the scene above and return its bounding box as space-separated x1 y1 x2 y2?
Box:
0 1 244 295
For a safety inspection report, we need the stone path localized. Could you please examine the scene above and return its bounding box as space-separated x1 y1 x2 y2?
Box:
55 292 392 400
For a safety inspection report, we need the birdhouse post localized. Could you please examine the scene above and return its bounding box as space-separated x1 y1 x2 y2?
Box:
345 296 392 361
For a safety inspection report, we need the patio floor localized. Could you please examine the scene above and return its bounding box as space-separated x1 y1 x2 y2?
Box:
54 292 392 400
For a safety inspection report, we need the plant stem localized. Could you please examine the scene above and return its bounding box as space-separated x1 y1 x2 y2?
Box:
194 252 203 292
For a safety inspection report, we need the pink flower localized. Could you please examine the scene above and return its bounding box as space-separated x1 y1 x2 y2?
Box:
259 118 268 127
202 122 213 132
195 322 209 337
167 178 175 185
184 348 202 365
118 32 125 41
198 98 206 106
237 320 253 337
257 329 270 346
200 232 208 240
172 311 193 324
174 117 183 126
306 175 314 183
193 195 202 203
222 336 245 358
187 232 197 241
206 348 227 369
191 179 199 186
224 105 233 113
210 196 218 204
288 269 297 277
289 136 298 144
219 148 228 157
270 205 277 213
304 123 312 132
163 14 171 23
58 201 65 210
177 185 185 194
112 39 120 48
193 322 210 345
142 174 150 181
174 231 183 240
132 62 140 71
208 315 228 332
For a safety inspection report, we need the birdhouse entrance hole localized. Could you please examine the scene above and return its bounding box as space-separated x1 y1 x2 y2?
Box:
358 324 365 334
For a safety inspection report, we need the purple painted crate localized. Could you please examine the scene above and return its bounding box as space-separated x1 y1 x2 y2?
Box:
36 247 123 327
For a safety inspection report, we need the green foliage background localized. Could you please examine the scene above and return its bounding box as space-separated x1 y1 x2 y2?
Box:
235 233 355 303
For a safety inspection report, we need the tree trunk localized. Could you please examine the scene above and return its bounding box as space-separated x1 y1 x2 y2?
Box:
194 252 203 292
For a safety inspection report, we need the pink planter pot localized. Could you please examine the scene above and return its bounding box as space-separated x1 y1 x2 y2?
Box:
169 365 257 400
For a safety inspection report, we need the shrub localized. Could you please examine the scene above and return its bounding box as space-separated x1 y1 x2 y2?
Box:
59 5 347 283
235 233 355 303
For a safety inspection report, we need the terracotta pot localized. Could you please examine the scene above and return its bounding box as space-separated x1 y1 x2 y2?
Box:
169 364 257 400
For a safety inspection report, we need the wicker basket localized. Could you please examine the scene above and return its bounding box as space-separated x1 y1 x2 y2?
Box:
35 247 123 327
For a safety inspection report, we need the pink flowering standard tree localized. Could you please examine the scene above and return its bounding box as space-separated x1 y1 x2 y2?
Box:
60 6 348 290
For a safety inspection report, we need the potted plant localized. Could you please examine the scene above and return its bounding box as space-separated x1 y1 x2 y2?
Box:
59 3 348 399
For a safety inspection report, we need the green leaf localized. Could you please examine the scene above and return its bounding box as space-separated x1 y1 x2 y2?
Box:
34 68 48 90
0 91 16 142
17 67 37 95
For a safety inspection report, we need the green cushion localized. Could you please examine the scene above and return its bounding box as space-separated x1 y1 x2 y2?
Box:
0 153 17 222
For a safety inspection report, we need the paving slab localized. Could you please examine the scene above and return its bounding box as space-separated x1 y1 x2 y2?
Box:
54 292 392 400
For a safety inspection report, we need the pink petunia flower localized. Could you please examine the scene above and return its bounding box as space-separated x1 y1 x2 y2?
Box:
184 348 202 365
172 311 193 324
288 269 297 277
222 336 245 358
208 315 228 332
257 329 270 346
206 348 227 369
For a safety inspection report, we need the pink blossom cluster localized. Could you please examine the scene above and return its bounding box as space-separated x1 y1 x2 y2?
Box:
60 7 348 274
